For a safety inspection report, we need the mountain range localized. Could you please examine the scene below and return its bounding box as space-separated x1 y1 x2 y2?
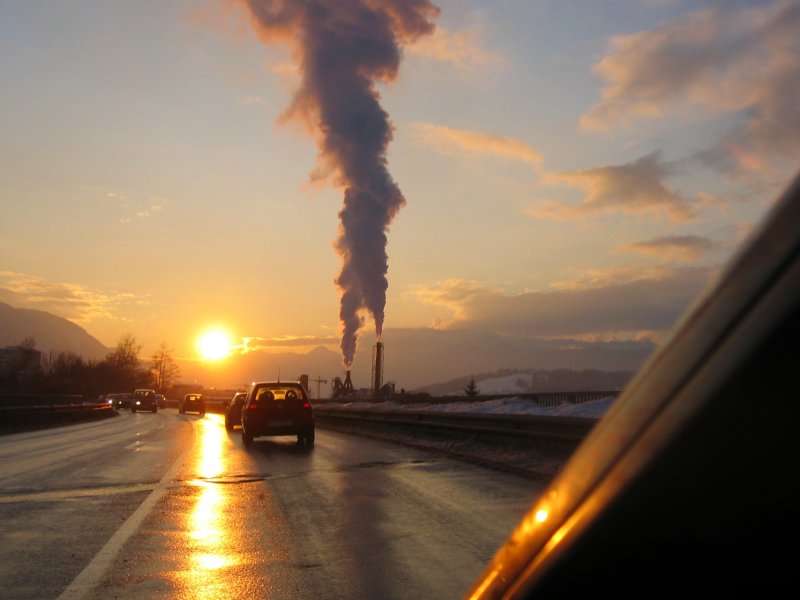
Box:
0 302 109 360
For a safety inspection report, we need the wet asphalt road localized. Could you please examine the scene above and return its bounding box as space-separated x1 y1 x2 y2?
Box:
0 409 546 599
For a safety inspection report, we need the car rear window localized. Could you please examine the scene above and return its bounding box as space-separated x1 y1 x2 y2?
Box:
254 386 306 402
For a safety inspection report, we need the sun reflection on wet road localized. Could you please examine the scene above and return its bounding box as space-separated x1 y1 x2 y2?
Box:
185 414 238 595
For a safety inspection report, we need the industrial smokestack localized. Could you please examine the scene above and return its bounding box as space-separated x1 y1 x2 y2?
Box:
237 0 439 371
342 369 354 393
372 341 384 397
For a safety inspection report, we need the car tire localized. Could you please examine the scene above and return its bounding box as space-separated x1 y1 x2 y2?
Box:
242 428 253 447
225 418 233 431
298 428 315 447
131 407 136 413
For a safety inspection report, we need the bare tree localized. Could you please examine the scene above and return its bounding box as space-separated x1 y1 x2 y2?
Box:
106 333 141 369
150 342 180 393
105 333 143 391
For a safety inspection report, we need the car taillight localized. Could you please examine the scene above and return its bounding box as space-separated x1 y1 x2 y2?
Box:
303 401 311 409
248 402 258 411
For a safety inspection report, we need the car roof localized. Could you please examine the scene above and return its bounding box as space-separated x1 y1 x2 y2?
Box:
468 172 800 598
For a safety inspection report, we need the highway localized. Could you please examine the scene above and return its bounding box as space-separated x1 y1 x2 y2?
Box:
0 409 546 599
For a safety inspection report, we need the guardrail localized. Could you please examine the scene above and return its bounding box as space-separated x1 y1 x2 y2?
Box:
315 390 621 407
0 395 116 433
313 406 598 444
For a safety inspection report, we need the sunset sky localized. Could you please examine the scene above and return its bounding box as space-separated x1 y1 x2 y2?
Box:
2 1 798 375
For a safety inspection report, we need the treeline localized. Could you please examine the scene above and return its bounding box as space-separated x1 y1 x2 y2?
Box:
0 334 180 399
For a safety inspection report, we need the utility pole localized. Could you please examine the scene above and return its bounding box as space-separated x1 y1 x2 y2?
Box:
311 375 327 400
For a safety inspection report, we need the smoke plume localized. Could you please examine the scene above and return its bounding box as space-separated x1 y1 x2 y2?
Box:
238 0 438 368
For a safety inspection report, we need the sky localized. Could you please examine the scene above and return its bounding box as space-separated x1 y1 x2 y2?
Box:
1 1 798 379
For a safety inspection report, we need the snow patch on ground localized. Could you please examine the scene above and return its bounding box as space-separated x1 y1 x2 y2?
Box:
338 395 616 420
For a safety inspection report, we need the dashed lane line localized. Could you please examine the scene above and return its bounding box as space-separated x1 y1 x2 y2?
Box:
56 431 194 599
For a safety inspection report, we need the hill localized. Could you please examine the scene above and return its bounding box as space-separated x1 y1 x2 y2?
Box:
419 368 636 396
0 302 109 360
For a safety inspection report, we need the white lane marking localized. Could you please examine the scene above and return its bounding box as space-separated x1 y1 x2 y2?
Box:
0 482 166 504
57 427 195 599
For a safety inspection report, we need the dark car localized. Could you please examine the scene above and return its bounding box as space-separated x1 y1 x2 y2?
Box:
180 393 205 416
131 388 158 413
467 173 800 598
241 381 314 447
224 391 247 431
155 393 166 409
108 392 133 410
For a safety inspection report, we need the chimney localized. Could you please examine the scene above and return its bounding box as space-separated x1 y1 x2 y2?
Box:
371 341 384 398
343 370 354 392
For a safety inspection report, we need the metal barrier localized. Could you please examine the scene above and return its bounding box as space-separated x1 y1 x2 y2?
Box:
314 406 598 444
0 395 116 433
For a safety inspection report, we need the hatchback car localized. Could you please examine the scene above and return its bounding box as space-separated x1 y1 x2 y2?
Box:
241 381 315 447
224 391 247 431
131 388 158 413
179 393 205 416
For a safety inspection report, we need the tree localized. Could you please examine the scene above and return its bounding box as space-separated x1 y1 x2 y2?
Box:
464 378 480 397
105 333 144 391
150 342 180 393
106 333 141 369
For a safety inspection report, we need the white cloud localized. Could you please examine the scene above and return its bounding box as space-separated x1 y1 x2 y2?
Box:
412 267 714 340
407 24 496 70
580 1 800 174
412 122 543 167
0 271 134 324
618 234 719 261
530 152 696 221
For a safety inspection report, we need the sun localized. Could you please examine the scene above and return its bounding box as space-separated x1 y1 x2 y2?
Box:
197 330 232 361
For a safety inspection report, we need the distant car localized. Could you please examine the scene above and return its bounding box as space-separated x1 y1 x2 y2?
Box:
132 388 158 413
155 393 166 409
180 393 205 416
241 381 314 447
224 392 247 431
108 392 133 410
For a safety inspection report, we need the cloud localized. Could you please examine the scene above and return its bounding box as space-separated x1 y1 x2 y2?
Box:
106 191 167 222
580 1 800 172
0 271 133 324
135 204 164 219
619 234 719 261
412 267 714 340
530 152 696 221
241 94 267 106
412 122 543 167
241 335 339 353
411 279 504 321
407 24 495 69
